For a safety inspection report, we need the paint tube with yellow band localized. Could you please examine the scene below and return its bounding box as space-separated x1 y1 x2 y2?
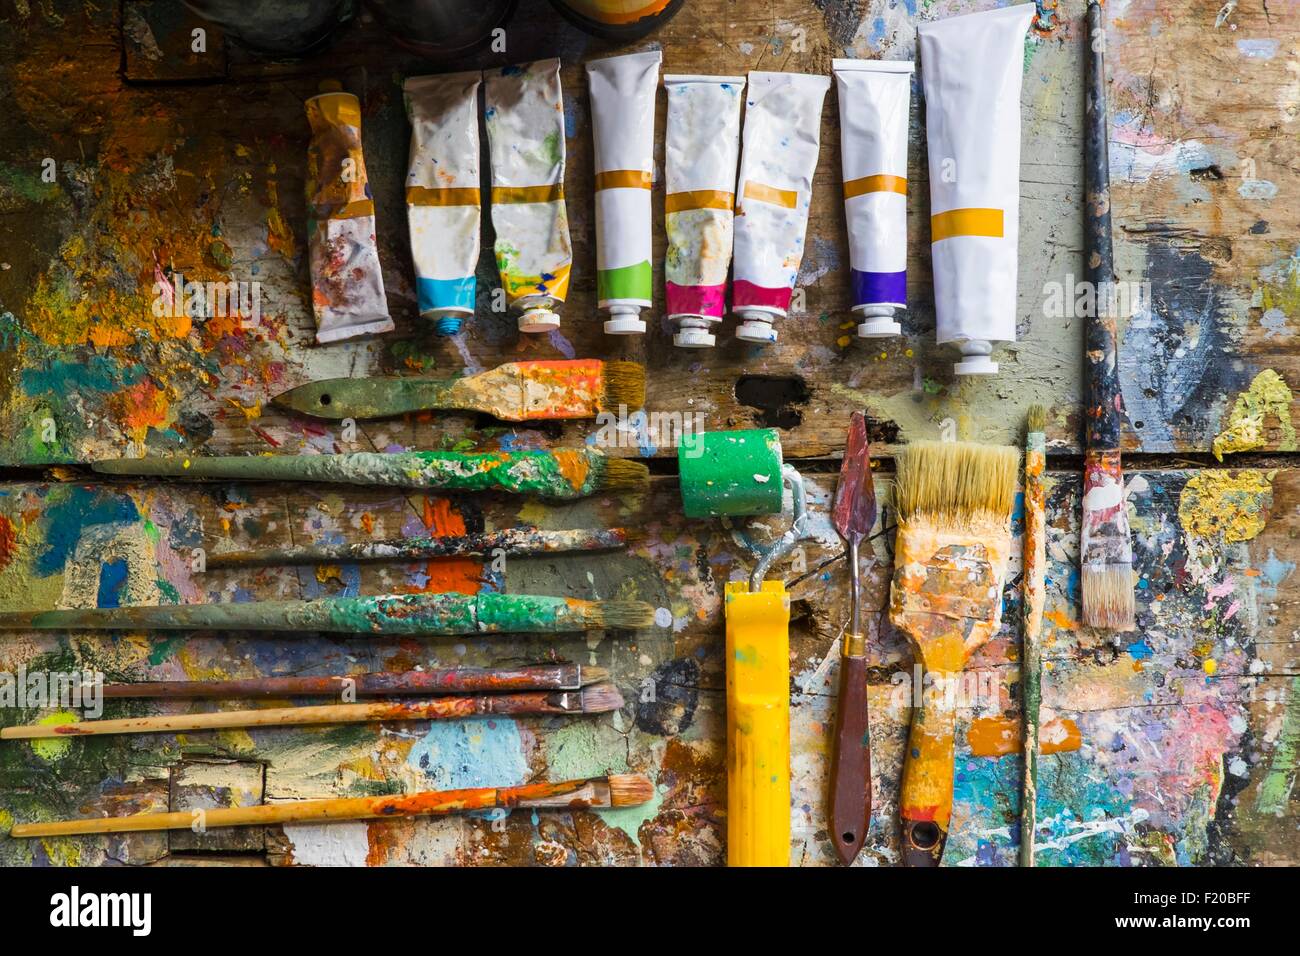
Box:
404 71 482 337
304 92 394 344
919 4 1034 375
663 73 745 349
484 59 573 334
587 50 661 336
833 58 913 339
732 71 830 344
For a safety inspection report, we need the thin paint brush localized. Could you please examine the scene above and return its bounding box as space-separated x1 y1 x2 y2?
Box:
8 774 655 838
272 359 645 421
0 592 656 635
101 664 609 698
202 527 639 570
1020 404 1048 867
92 449 649 500
1 683 624 739
1082 0 1135 632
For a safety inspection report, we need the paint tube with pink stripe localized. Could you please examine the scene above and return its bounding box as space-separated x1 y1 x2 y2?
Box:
919 3 1034 375
663 74 745 349
304 92 394 344
833 58 913 339
731 71 830 345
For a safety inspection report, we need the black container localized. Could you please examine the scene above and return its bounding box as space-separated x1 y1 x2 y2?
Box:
547 0 684 41
182 0 358 57
367 0 518 59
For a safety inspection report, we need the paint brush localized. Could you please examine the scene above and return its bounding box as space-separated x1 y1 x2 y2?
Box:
828 410 876 865
891 440 1018 866
0 592 656 635
1 683 624 739
1082 0 1135 632
92 449 649 500
101 664 609 698
1020 404 1048 867
201 527 639 570
8 774 655 838
272 359 645 421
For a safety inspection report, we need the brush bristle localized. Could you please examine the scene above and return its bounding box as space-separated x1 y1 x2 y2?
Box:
579 665 610 685
1083 567 1136 631
894 441 1019 523
583 600 656 630
593 458 650 491
580 682 624 713
600 361 646 412
607 774 654 807
1027 404 1047 434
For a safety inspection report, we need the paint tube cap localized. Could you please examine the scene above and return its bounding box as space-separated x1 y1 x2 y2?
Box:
604 304 646 335
856 316 901 338
735 318 778 344
674 327 716 348
953 339 998 375
518 309 560 333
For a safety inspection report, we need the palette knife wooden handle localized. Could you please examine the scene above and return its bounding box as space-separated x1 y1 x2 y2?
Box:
829 641 872 864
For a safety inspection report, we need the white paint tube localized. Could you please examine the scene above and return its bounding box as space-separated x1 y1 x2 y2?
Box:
403 71 482 337
304 92 394 344
484 59 573 333
663 73 745 349
732 71 830 344
833 59 913 339
919 3 1035 375
587 50 661 335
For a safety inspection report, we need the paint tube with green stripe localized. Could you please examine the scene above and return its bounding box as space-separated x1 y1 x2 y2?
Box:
484 59 573 334
919 4 1034 376
404 71 482 337
304 92 394 344
587 50 661 335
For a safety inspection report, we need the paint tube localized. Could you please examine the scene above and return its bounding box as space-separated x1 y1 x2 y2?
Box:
484 59 573 333
732 71 830 344
304 92 394 344
663 74 745 348
404 71 482 337
833 59 913 339
918 3 1034 375
587 50 661 336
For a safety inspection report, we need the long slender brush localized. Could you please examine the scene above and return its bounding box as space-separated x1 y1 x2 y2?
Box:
0 593 656 635
1020 405 1048 867
8 774 655 838
92 449 649 500
202 527 638 570
1082 0 1135 631
101 664 609 698
272 359 645 421
0 684 624 739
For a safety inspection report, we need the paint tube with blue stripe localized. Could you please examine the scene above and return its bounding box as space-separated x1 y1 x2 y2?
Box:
484 59 573 334
919 3 1034 375
833 59 913 339
732 71 830 345
304 92 394 344
404 71 482 337
587 50 661 336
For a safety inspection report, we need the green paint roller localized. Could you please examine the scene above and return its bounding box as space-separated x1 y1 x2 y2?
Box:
678 429 808 866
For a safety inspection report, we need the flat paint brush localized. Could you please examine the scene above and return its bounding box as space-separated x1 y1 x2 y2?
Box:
202 527 638 570
828 410 876 865
1 683 624 739
891 440 1018 866
92 449 649 500
102 664 609 698
0 592 656 635
272 359 645 421
8 774 654 838
1020 404 1048 867
1082 0 1135 631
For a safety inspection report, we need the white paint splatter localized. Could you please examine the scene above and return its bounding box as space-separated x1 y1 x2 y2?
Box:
283 821 370 866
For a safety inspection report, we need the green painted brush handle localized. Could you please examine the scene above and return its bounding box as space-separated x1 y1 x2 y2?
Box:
274 377 460 420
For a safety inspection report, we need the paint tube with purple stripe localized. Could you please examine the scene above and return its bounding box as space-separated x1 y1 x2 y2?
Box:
919 3 1035 375
732 71 830 344
304 92 394 344
587 50 661 336
663 73 745 349
404 71 482 337
833 58 913 339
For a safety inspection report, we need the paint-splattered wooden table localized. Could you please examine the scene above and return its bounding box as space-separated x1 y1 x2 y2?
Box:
0 0 1295 865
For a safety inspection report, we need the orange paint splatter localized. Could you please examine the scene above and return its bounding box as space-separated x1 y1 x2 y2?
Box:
966 715 1082 757
111 378 171 440
418 497 482 595
0 514 16 573
551 449 592 492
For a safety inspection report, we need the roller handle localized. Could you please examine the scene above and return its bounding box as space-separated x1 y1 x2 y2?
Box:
829 650 872 865
899 671 958 867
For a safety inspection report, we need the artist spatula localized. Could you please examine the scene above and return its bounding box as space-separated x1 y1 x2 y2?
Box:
829 410 876 865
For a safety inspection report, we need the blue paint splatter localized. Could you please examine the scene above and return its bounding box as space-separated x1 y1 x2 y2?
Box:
407 717 529 792
96 558 128 608
36 487 139 577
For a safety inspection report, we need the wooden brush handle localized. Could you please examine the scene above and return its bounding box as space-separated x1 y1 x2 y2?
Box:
829 649 872 865
899 669 958 867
